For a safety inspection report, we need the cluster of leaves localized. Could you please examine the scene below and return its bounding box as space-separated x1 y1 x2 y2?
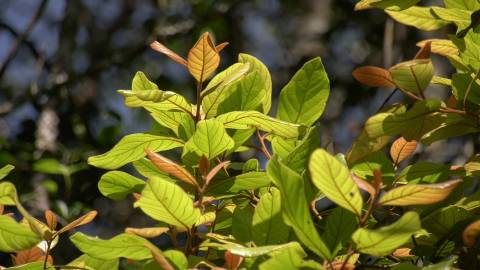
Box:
1 0 480 269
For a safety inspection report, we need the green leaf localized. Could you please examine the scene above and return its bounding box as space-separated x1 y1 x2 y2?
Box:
352 212 421 256
364 99 443 140
431 7 472 28
205 239 304 258
88 133 184 169
70 232 151 260
0 215 41 252
452 72 480 106
386 6 449 31
133 158 167 178
378 180 461 206
216 111 304 139
258 243 319 270
239 53 272 113
163 250 188 270
267 156 331 259
422 206 472 237
444 0 480 11
422 257 457 270
252 188 290 245
454 31 480 71
276 57 330 126
396 162 450 184
69 254 119 270
98 171 145 200
351 151 395 185
7 262 54 270
202 63 266 118
134 177 200 230
232 206 254 243
147 107 195 141
206 172 271 196
322 207 358 257
355 0 421 11
0 164 14 180
309 149 363 216
0 181 17 205
389 59 433 95
182 119 234 164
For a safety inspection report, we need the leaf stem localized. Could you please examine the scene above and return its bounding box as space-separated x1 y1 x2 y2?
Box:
256 130 272 159
43 239 52 270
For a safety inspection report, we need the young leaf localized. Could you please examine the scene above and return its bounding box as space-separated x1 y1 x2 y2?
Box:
187 32 220 82
352 66 396 88
463 219 480 247
389 59 433 95
182 119 234 163
352 212 421 256
125 227 169 238
385 6 449 31
252 188 290 245
322 207 358 257
44 210 57 230
215 42 229 52
216 111 304 139
144 243 176 270
12 246 52 266
134 177 200 230
98 171 145 200
390 137 417 166
132 158 167 178
378 179 461 206
267 156 332 260
0 215 41 252
70 232 152 260
238 53 272 113
88 134 184 170
276 57 330 126
416 39 459 57
309 149 363 216
55 210 97 235
0 164 14 180
414 41 431 59
150 41 188 66
145 149 197 187
205 160 231 186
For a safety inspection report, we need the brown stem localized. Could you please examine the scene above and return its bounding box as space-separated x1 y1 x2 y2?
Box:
168 229 181 250
43 239 52 270
256 130 272 159
195 81 203 122
340 248 355 270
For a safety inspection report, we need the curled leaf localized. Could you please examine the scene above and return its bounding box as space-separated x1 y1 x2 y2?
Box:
351 174 376 197
352 66 396 88
145 149 198 187
216 42 229 52
150 41 187 67
225 250 243 270
390 137 417 166
187 32 220 82
56 211 97 236
414 41 431 59
125 227 169 238
144 242 175 270
416 39 459 57
205 161 231 186
378 179 461 206
44 210 57 230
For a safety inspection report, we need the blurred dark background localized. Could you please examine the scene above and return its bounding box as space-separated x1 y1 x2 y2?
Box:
0 0 470 265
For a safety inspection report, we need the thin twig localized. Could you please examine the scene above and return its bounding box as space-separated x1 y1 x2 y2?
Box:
0 0 49 79
256 130 272 159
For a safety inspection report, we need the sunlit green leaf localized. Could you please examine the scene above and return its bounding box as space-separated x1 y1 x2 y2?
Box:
389 59 433 95
309 149 363 216
0 181 17 205
69 254 119 270
422 206 472 237
322 207 358 257
252 188 290 245
98 171 145 200
0 215 41 252
88 133 184 169
276 57 330 126
386 6 449 31
267 156 331 259
147 107 195 141
239 53 272 113
70 232 151 260
0 164 14 180
355 0 420 11
396 162 450 184
206 172 271 196
216 111 304 139
134 177 200 230
352 212 421 256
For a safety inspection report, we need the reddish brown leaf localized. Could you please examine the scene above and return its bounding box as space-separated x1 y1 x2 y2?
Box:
205 161 231 186
187 32 220 82
393 248 413 258
351 174 376 197
56 211 97 235
145 149 198 187
224 251 243 270
199 155 210 177
150 41 188 67
44 210 57 230
12 247 53 266
414 41 431 59
352 66 396 88
132 192 141 201
463 219 480 247
447 95 457 108
390 137 417 166
215 42 229 52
